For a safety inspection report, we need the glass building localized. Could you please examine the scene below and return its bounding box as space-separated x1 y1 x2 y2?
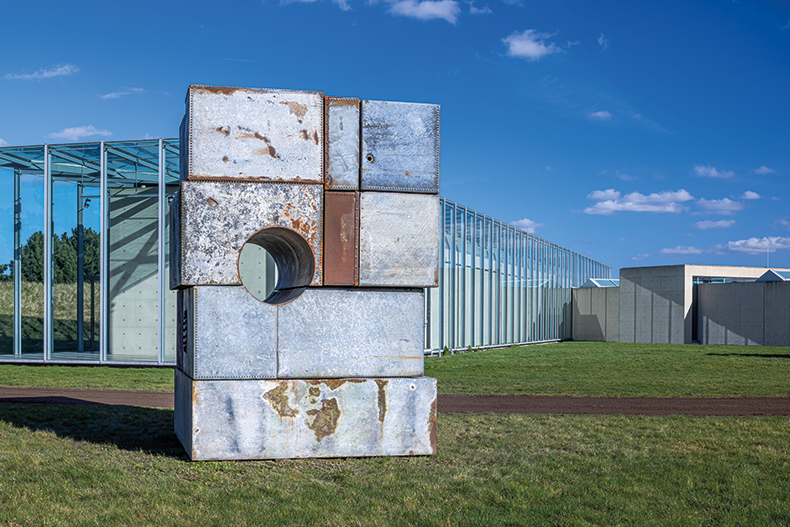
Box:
0 139 609 364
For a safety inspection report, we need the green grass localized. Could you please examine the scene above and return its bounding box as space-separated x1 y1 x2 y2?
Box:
0 405 788 526
2 341 790 398
0 343 789 525
0 281 100 354
0 365 174 392
425 341 790 398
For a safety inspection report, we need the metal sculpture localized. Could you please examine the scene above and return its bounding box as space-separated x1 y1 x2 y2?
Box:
171 85 440 460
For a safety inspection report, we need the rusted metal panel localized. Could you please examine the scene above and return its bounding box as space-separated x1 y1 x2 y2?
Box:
323 191 359 286
175 372 437 460
173 181 323 288
278 287 424 378
179 286 277 380
183 85 324 183
324 97 360 190
358 192 440 287
360 100 440 194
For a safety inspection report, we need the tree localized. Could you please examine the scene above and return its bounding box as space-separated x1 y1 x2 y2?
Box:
0 227 100 283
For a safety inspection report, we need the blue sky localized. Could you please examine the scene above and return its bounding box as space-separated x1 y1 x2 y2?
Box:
1 0 789 276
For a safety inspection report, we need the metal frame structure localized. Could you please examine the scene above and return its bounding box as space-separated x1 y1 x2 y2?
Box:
0 139 609 364
425 199 610 355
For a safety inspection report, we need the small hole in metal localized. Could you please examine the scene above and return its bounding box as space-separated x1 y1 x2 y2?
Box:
366 154 374 163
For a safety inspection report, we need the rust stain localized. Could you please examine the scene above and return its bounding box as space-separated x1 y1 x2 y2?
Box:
263 382 298 418
280 100 308 119
306 398 339 442
313 130 320 145
206 197 218 208
299 129 310 141
375 380 388 423
254 145 280 159
215 126 231 136
222 156 229 163
200 86 244 96
429 397 438 454
404 171 414 177
308 386 320 397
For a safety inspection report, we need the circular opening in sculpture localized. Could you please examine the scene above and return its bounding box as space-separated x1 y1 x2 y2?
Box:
238 227 315 305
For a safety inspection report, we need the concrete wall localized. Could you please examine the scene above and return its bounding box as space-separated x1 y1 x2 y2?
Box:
108 190 177 361
619 265 774 344
571 287 619 342
698 281 790 346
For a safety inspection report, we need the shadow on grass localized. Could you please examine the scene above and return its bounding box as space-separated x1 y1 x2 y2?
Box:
707 352 790 359
0 401 187 459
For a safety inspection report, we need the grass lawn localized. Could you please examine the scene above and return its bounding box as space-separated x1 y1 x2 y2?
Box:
425 341 790 398
0 404 788 526
1 342 789 525
1 341 789 397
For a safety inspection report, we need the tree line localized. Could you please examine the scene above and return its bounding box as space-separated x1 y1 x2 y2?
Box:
0 228 100 283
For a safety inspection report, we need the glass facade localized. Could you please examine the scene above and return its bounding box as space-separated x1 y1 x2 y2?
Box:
426 199 611 354
0 139 610 364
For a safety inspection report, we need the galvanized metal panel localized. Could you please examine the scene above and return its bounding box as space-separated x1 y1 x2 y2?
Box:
358 192 440 287
169 190 182 291
323 191 359 286
180 286 277 380
174 181 323 288
324 98 360 190
360 100 440 194
175 372 437 460
278 288 424 378
184 85 323 183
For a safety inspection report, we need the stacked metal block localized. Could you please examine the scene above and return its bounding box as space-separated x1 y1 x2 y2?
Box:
171 85 441 460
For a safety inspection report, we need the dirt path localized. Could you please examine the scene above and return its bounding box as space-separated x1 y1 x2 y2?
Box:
1 386 789 416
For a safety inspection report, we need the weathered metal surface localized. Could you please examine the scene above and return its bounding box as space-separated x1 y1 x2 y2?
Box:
169 190 182 291
179 286 277 380
324 97 360 190
174 368 193 455
358 192 440 287
278 287 424 378
175 371 437 460
323 191 359 286
183 85 324 183
173 181 323 288
360 100 440 194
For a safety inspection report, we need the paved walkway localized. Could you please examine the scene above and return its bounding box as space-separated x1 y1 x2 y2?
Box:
1 386 789 416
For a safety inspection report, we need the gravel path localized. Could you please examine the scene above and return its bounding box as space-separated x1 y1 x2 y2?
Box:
1 386 789 416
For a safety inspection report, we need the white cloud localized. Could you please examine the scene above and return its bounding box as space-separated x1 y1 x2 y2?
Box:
389 0 461 22
696 197 743 215
660 245 703 255
510 218 544 233
597 33 609 49
777 219 790 230
714 236 790 255
280 0 350 10
502 30 563 61
741 191 760 200
100 87 145 100
752 165 776 175
467 1 491 13
501 0 522 5
694 165 735 178
783 18 790 30
4 63 79 80
632 253 650 261
586 188 620 201
0 138 7 147
616 171 634 181
48 125 112 142
589 110 611 120
694 219 735 230
584 188 694 215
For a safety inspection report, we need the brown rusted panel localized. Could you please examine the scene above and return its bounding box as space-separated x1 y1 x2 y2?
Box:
323 191 359 286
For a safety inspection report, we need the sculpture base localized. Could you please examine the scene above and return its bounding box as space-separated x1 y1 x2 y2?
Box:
174 369 437 461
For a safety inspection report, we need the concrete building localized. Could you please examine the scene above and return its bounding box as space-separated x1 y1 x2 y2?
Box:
573 264 790 346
